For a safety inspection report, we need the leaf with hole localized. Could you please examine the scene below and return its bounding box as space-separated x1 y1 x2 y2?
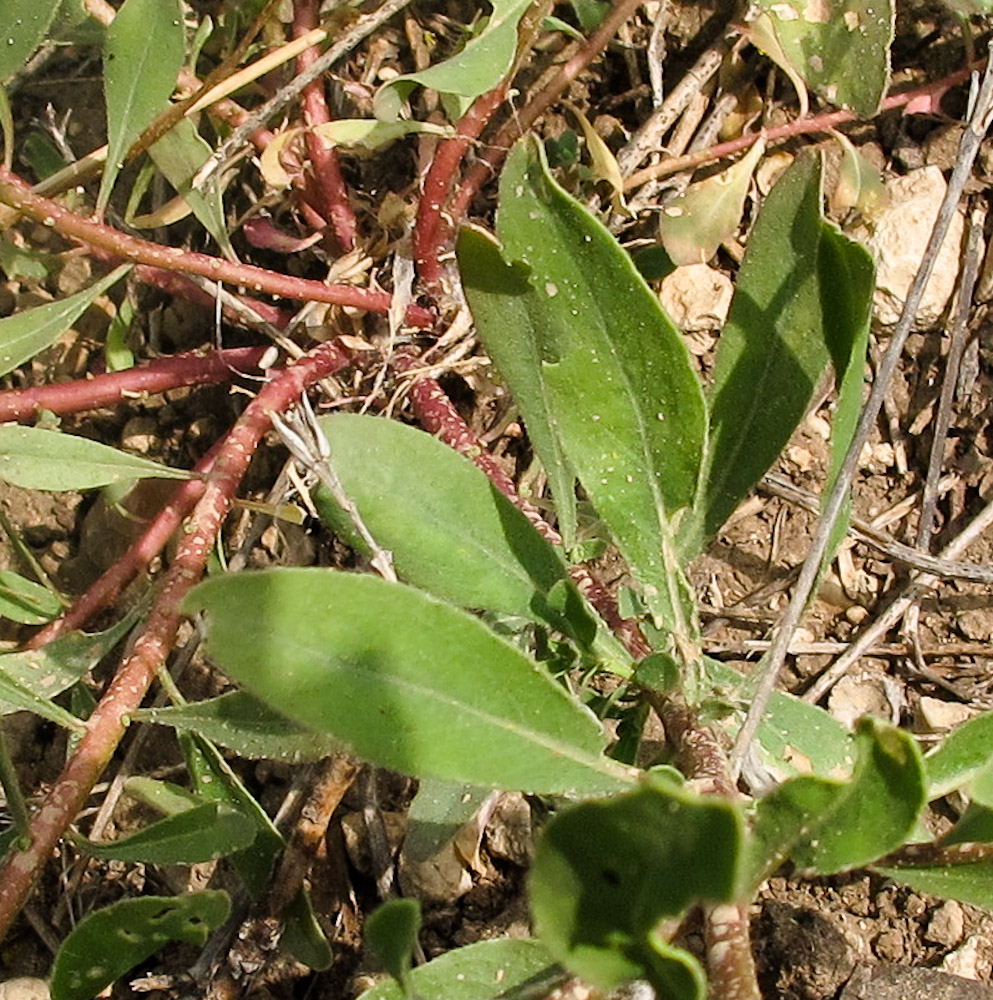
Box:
98 0 185 213
137 691 339 762
50 891 230 1000
530 777 743 993
0 425 191 490
0 265 129 378
186 569 634 795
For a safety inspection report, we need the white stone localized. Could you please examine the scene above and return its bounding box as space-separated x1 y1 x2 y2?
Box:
659 264 733 332
851 166 964 327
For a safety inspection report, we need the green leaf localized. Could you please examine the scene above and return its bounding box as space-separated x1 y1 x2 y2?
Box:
186 569 634 795
683 153 838 553
177 732 332 969
458 225 579 549
0 265 130 377
366 899 421 997
0 667 85 731
748 774 844 893
374 0 533 122
147 119 233 257
460 138 707 628
701 657 854 781
530 778 743 992
136 691 339 762
404 777 490 864
313 414 620 663
98 0 185 214
0 570 61 624
748 0 893 117
123 776 201 817
0 611 137 711
0 0 64 81
0 425 191 490
50 891 230 1000
876 859 993 910
925 710 993 798
818 213 874 571
786 718 926 874
659 139 765 265
73 802 256 864
357 938 565 1000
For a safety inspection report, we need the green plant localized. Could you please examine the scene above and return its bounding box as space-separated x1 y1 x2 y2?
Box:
0 0 990 997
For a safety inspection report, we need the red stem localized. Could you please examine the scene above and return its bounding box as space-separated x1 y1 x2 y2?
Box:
293 0 358 253
0 339 350 942
0 346 268 422
0 170 433 327
450 0 645 226
413 85 507 293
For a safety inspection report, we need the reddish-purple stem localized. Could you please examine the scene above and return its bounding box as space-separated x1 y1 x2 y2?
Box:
0 346 268 422
0 339 350 941
450 0 644 226
293 0 358 253
0 170 433 326
414 85 507 293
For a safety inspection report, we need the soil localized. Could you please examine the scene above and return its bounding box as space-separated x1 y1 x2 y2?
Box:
2 1 993 998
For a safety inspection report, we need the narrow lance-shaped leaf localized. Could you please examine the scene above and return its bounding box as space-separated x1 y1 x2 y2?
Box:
0 569 62 625
98 0 185 214
178 733 332 970
357 938 565 1000
186 569 634 796
137 690 340 762
0 265 130 378
0 425 191 490
73 802 256 865
0 0 64 81
682 153 834 556
461 138 708 630
50 892 230 1000
374 0 534 122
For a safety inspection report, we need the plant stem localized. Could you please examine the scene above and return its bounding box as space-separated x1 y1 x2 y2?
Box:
292 0 358 253
728 49 993 782
0 169 434 326
0 340 350 941
450 0 644 227
0 346 268 423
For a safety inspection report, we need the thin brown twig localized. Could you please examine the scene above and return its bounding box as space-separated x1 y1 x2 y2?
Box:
729 52 993 780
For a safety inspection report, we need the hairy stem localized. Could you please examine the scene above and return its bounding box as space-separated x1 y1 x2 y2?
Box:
0 346 268 423
0 340 350 942
293 0 358 253
0 169 433 326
